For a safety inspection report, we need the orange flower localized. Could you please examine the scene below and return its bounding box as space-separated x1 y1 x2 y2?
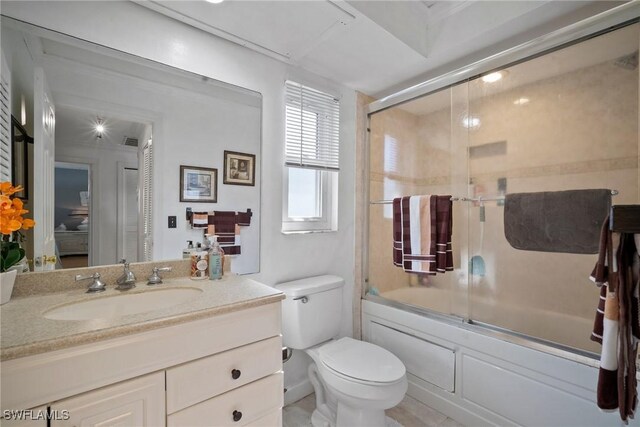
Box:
0 181 35 236
0 182 24 197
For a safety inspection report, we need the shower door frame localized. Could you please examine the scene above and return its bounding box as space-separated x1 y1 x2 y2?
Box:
361 2 640 364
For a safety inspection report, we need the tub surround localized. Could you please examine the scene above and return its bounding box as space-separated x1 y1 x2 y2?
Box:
1 260 284 361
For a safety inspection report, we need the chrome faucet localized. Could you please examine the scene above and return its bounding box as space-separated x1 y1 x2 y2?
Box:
76 272 107 293
115 259 137 290
147 266 173 285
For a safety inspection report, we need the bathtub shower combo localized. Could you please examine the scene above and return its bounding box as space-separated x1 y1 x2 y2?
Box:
362 6 640 427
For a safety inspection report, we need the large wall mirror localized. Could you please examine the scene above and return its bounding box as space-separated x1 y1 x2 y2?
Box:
1 17 262 274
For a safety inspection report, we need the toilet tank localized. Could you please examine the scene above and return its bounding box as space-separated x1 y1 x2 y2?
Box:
276 275 344 349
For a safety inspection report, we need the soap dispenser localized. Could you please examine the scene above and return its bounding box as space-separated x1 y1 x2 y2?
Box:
209 235 224 280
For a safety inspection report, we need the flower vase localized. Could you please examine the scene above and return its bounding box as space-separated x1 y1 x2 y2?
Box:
0 269 17 305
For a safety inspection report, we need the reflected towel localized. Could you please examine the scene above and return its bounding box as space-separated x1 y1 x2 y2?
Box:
191 212 208 228
504 189 611 254
207 211 250 255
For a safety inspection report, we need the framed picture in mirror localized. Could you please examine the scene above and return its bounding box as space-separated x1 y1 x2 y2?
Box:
11 116 33 200
223 150 256 186
180 165 218 203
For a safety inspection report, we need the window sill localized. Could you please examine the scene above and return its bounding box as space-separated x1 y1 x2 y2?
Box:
281 229 337 235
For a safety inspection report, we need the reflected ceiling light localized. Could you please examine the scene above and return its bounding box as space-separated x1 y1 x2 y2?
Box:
513 97 530 106
95 117 104 139
205 0 225 3
481 71 503 83
462 115 480 129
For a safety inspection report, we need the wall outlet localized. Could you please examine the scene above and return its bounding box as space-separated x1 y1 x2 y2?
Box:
168 216 177 228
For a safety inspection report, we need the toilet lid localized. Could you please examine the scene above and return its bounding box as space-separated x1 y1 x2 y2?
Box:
318 337 405 383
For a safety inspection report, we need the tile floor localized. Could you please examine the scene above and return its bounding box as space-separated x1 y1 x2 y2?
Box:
283 393 464 427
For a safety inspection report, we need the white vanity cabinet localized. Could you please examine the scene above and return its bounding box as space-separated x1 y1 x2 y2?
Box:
50 372 165 427
2 302 284 427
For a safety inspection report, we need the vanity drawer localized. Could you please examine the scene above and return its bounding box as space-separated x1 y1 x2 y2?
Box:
245 408 282 426
167 372 283 427
166 336 282 414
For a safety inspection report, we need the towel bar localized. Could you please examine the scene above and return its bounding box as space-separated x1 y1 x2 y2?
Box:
370 190 619 205
610 205 640 233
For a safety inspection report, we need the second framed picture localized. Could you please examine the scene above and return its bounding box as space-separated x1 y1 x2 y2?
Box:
223 150 256 186
180 165 218 203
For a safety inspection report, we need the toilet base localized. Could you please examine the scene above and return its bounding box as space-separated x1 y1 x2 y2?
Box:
311 405 333 427
336 403 387 427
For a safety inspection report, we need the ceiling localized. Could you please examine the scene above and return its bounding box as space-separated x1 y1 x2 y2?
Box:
134 0 625 97
56 105 147 149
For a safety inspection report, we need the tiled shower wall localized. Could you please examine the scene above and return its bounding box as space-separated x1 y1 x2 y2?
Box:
366 23 639 353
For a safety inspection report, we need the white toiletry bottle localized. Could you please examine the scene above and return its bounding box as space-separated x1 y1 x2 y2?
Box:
209 235 223 280
182 240 194 259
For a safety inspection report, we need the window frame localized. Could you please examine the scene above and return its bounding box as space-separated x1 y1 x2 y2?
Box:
282 166 336 233
282 80 340 234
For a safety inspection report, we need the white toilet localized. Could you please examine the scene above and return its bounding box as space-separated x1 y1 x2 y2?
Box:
277 275 407 427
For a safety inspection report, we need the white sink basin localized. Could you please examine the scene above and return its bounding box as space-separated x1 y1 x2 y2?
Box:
43 287 203 321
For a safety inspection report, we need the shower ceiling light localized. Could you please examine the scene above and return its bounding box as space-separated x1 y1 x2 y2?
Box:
205 0 224 3
513 97 530 106
462 115 480 129
482 72 503 83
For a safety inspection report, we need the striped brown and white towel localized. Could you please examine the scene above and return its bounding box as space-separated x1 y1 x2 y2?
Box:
590 216 640 422
392 195 453 275
189 210 253 255
191 212 209 228
207 211 247 255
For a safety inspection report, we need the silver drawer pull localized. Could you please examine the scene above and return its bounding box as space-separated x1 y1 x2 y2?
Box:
293 296 308 303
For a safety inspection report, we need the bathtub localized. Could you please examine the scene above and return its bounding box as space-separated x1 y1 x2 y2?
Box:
379 286 600 354
362 294 639 427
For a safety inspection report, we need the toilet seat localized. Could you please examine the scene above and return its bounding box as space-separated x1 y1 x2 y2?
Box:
318 337 405 384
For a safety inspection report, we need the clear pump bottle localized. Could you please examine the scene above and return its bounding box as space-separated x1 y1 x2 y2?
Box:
209 235 224 280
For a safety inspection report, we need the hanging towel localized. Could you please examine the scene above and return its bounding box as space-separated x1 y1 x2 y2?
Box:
191 212 209 228
189 210 252 255
590 216 640 422
504 189 611 254
393 195 453 274
392 198 403 267
207 211 251 255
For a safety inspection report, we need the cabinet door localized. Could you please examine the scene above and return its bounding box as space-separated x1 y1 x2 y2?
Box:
50 372 164 427
0 406 47 427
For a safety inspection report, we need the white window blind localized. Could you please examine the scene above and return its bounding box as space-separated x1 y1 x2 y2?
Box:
0 54 11 182
285 81 340 171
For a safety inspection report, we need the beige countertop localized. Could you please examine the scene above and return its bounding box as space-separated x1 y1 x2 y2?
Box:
0 274 284 361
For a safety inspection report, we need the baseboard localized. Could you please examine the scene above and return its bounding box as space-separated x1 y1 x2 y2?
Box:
284 378 314 406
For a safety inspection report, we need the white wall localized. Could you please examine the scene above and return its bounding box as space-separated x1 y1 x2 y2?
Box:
2 0 356 398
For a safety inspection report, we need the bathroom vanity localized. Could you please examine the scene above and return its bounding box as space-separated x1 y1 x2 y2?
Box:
0 263 284 426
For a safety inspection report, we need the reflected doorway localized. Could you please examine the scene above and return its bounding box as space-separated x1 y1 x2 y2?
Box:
54 162 90 269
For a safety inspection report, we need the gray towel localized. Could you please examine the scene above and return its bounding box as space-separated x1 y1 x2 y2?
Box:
504 189 611 254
